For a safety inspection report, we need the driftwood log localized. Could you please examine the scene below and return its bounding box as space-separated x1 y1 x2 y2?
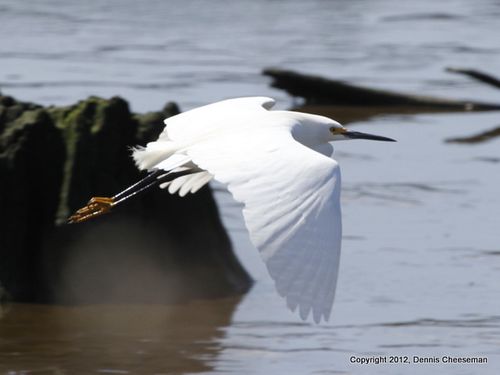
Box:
446 125 500 144
263 68 500 111
443 68 500 143
446 67 500 90
264 67 500 143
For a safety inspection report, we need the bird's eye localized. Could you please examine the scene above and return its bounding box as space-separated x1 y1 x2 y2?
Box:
330 127 346 134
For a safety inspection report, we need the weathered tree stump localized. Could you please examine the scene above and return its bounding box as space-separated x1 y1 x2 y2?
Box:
0 95 251 304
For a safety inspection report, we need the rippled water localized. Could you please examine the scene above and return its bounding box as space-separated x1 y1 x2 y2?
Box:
1 0 500 374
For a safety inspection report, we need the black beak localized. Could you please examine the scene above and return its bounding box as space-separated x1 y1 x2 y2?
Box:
344 130 396 142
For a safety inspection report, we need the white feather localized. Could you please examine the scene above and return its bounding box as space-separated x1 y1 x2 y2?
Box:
175 127 342 323
158 97 275 142
189 172 213 194
178 172 211 196
132 141 181 170
132 97 346 323
157 171 213 196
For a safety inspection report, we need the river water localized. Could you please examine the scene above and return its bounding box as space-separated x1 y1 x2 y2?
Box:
1 0 500 374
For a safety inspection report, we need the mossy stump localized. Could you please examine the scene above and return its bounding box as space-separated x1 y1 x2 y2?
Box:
0 95 251 304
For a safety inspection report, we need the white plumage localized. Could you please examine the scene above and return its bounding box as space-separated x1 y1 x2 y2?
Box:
131 96 394 323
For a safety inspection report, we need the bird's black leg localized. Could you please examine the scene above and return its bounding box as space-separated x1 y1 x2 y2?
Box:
68 169 195 223
113 170 194 205
113 169 165 201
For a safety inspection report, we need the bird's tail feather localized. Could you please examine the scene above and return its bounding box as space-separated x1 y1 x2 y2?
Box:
132 141 177 170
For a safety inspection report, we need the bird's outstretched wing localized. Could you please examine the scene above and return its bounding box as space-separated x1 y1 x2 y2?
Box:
183 128 342 323
158 97 275 142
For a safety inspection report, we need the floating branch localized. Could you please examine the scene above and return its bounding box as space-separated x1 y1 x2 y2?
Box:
446 124 500 144
446 67 500 90
263 68 500 111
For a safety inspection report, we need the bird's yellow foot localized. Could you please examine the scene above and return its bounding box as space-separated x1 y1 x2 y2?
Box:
68 197 115 224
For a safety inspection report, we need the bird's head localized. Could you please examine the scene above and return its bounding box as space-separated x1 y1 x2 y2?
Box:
329 121 396 142
289 112 396 146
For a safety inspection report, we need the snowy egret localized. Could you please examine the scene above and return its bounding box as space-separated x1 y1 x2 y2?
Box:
69 97 395 323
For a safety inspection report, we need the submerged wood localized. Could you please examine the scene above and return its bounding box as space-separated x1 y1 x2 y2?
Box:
442 68 500 143
446 124 500 144
446 67 500 90
263 68 500 111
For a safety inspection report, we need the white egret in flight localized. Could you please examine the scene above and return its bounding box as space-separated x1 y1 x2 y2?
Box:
69 97 395 323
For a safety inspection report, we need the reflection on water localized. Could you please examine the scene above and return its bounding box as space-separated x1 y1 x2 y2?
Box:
0 299 240 374
344 180 468 205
